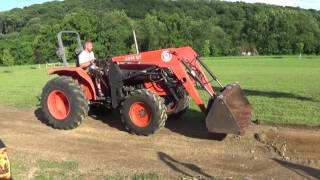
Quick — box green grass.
[34,160,79,180]
[0,65,50,108]
[0,56,319,125]
[200,56,320,125]
[9,156,29,180]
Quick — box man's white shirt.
[78,50,95,65]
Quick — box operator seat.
[75,47,83,67]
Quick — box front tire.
[41,76,89,129]
[120,89,167,136]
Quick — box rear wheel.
[120,89,167,136]
[41,76,89,129]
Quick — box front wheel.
[120,89,167,136]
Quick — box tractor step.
[96,96,106,101]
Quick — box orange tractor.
[41,31,252,136]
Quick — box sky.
[0,0,59,12]
[0,0,319,12]
[224,0,320,10]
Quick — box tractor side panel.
[48,67,96,100]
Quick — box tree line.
[1,0,320,65]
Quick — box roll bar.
[56,31,83,67]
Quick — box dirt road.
[0,105,319,179]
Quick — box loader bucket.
[205,83,252,135]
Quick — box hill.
[0,0,320,64]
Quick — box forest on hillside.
[0,0,320,65]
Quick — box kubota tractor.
[41,31,252,136]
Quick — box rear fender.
[48,67,96,100]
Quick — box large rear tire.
[41,76,89,129]
[120,89,167,136]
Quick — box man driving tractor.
[41,31,252,136]
[78,41,104,97]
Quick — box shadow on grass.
[158,152,213,178]
[273,158,320,179]
[305,56,319,59]
[243,89,317,102]
[272,56,284,59]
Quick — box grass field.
[0,56,319,126]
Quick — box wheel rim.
[47,90,70,120]
[129,102,151,127]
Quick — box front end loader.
[112,47,252,135]
[40,31,252,136]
